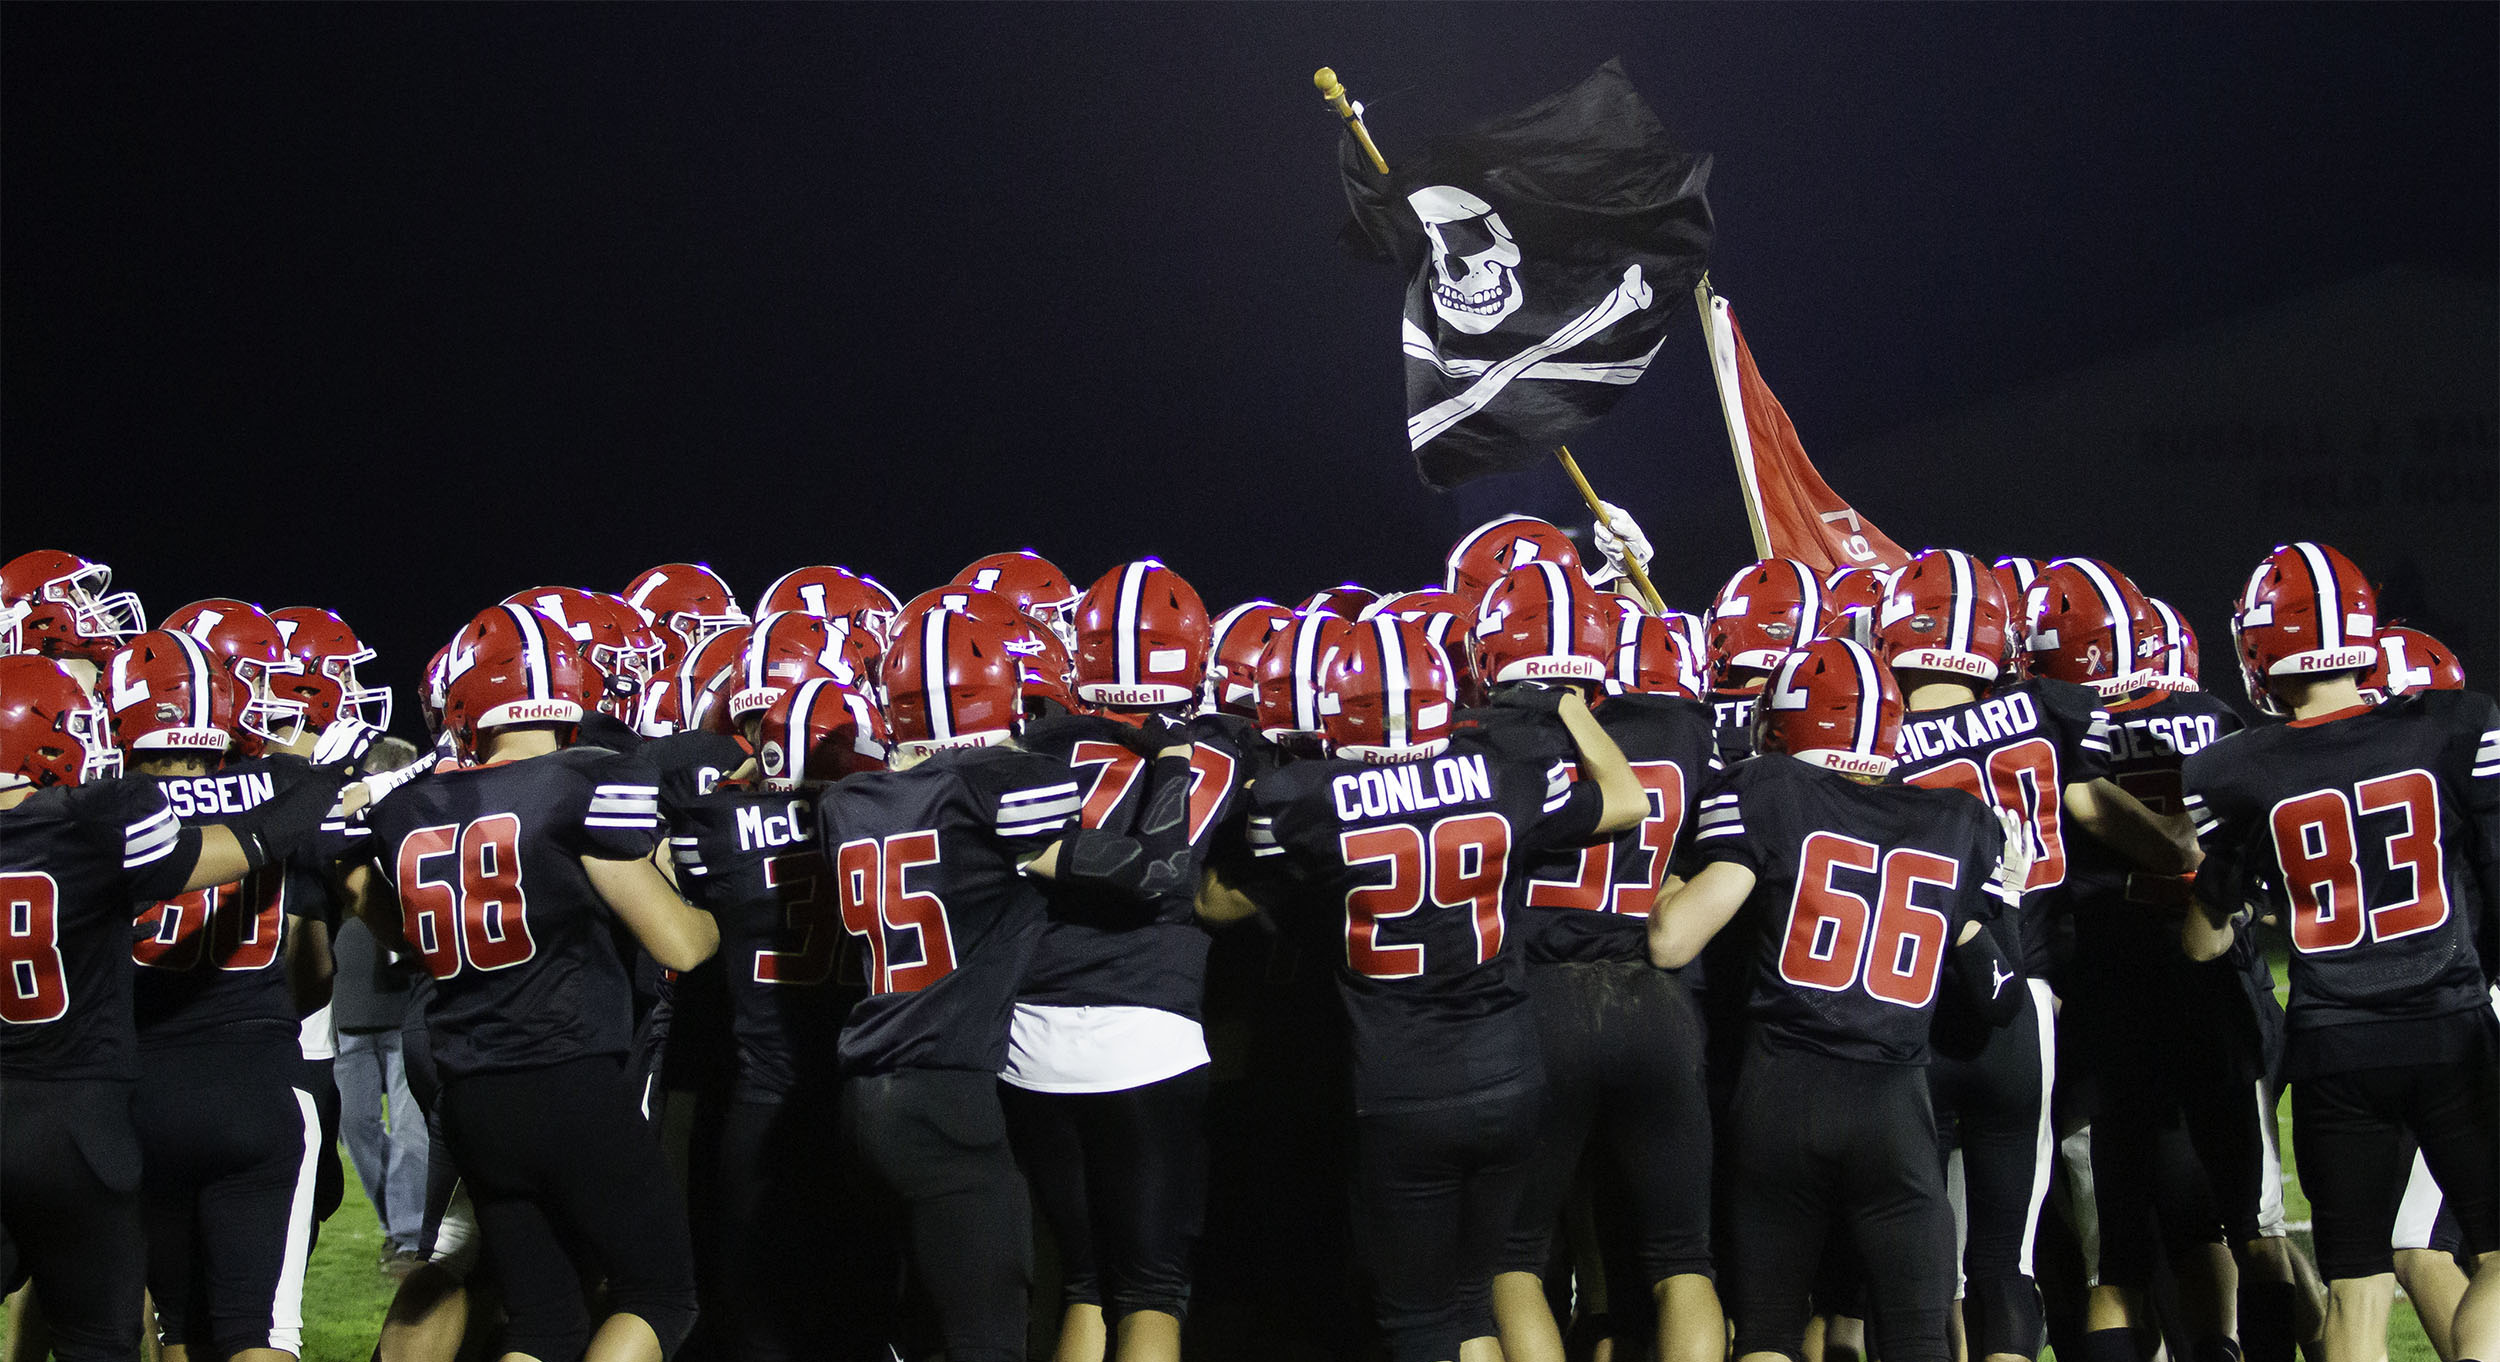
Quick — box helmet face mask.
[0,655,121,789]
[3,550,148,661]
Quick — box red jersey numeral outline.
[134,868,284,973]
[1901,736,2065,892]
[1070,739,1238,846]
[394,813,536,979]
[1524,759,1687,917]
[1,871,68,1024]
[2272,768,2450,954]
[1338,811,1513,980]
[1777,831,1960,1009]
[835,831,957,994]
[754,848,841,986]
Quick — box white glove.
[1589,500,1654,584]
[1987,807,2034,905]
[310,718,382,768]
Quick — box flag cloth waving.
[1341,60,1713,489]
[1699,284,1910,574]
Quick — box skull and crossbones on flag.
[1340,60,1714,489]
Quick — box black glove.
[230,762,356,868]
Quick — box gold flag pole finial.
[1556,445,1669,615]
[1315,67,1391,176]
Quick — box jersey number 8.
[396,815,536,978]
[2271,769,2449,954]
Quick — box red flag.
[1700,286,1910,574]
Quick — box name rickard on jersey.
[1899,692,2043,763]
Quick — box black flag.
[1342,61,1713,489]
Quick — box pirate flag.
[1342,60,1713,489]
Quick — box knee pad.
[1964,1271,2045,1358]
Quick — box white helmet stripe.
[1845,638,1880,755]
[2148,599,2186,678]
[1789,560,1823,630]
[1532,560,1572,657]
[2293,542,2342,648]
[503,605,553,701]
[923,610,955,740]
[1293,616,1327,731]
[789,676,837,773]
[1446,515,1534,594]
[1374,617,1410,746]
[1945,551,1976,655]
[2065,560,2137,675]
[1115,562,1150,684]
[168,630,215,729]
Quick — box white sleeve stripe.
[125,836,181,868]
[996,818,1075,838]
[126,822,179,858]
[998,793,1081,819]
[999,782,1082,807]
[1700,793,1740,807]
[593,783,659,796]
[2473,763,2500,778]
[1542,794,1573,813]
[2080,739,2113,752]
[1696,824,1743,840]
[588,795,660,809]
[583,815,660,830]
[1251,844,1286,858]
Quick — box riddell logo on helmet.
[2291,648,2376,673]
[496,701,577,723]
[1086,685,1176,706]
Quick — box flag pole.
[1315,68,1391,176]
[1554,446,1668,614]
[1695,273,1774,560]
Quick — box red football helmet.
[728,612,857,724]
[1760,638,1902,779]
[757,676,888,790]
[2144,598,2202,692]
[1874,549,2009,683]
[503,587,666,721]
[2360,625,2464,705]
[270,606,393,730]
[1207,602,1293,717]
[1,549,146,663]
[1296,585,1380,619]
[1321,615,1457,764]
[106,630,238,754]
[1365,589,1475,705]
[1255,611,1350,741]
[2230,543,2381,716]
[2025,559,2162,699]
[1706,559,1830,694]
[953,551,1081,647]
[160,599,309,748]
[419,641,456,740]
[1006,614,1079,714]
[0,598,24,657]
[1471,561,1612,686]
[1822,566,1889,645]
[622,563,746,671]
[883,607,1025,758]
[760,566,901,642]
[1072,561,1210,709]
[1446,515,1582,609]
[444,605,593,750]
[0,654,120,788]
[673,623,754,736]
[1611,611,1703,700]
[1992,557,2044,616]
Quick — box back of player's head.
[1320,614,1456,765]
[1706,558,1830,695]
[1610,611,1703,700]
[1446,515,1581,611]
[2358,624,2464,706]
[1758,637,1902,779]
[1822,566,1889,647]
[729,611,864,727]
[1875,549,2009,684]
[1207,602,1293,718]
[2024,559,2161,699]
[1296,584,1379,619]
[106,630,238,756]
[2143,598,2201,693]
[1,548,146,664]
[1471,560,1613,686]
[1255,610,1350,742]
[444,604,591,750]
[0,654,120,789]
[1072,560,1209,709]
[882,606,1025,760]
[758,677,888,790]
[2230,542,2380,715]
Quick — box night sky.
[6,3,2493,727]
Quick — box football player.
[1463,569,1725,1362]
[818,603,1197,1362]
[665,677,885,1360]
[0,549,147,686]
[1223,613,1648,1362]
[954,550,1084,650]
[1000,562,1245,1362]
[1648,637,2032,1362]
[622,563,748,676]
[342,605,712,1362]
[2181,543,2499,1362]
[2,653,350,1361]
[1446,515,1585,613]
[1876,551,2198,1362]
[1703,559,1831,765]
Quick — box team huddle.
[0,519,2491,1362]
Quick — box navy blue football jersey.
[670,786,859,1101]
[2067,690,2241,914]
[1243,733,1606,1113]
[1694,754,2013,1065]
[2184,690,2498,1070]
[1520,693,1719,964]
[131,756,337,1046]
[363,745,665,1079]
[818,746,1082,1076]
[1887,677,2113,971]
[2,779,199,1081]
[1708,690,1761,766]
[643,729,747,817]
[1015,713,1249,1020]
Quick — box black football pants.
[710,1088,843,1362]
[1729,1043,1955,1362]
[438,1055,700,1360]
[0,1077,145,1362]
[1932,978,2054,1358]
[1356,1084,1544,1362]
[2293,1011,2499,1281]
[837,1068,1032,1362]
[1001,1063,1211,1320]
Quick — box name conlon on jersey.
[161,769,278,819]
[1332,752,1495,822]
[1899,692,2041,762]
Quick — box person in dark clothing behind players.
[1649,637,2033,1362]
[1457,570,1725,1362]
[2183,542,2500,1362]
[1,653,354,1362]
[822,602,1201,1362]
[344,605,715,1362]
[666,676,883,1360]
[1212,613,1648,1362]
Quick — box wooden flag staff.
[1314,66,1666,614]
